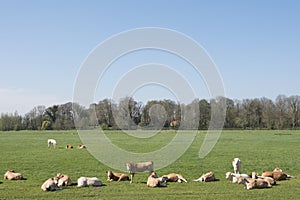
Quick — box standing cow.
[125,161,154,184]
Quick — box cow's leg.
[130,173,134,184]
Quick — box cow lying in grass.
[77,177,102,187]
[261,170,292,181]
[237,177,272,190]
[194,171,216,182]
[126,161,154,184]
[47,139,57,148]
[4,170,24,180]
[78,144,86,149]
[225,172,250,183]
[162,173,187,183]
[55,173,72,186]
[147,172,167,187]
[106,170,129,182]
[251,172,276,185]
[66,144,73,149]
[41,178,62,191]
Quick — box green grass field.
[0,130,299,199]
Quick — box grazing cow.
[147,171,167,187]
[78,144,86,149]
[237,177,272,190]
[4,170,24,180]
[55,173,72,187]
[106,170,129,182]
[162,173,187,183]
[232,158,241,174]
[194,171,216,182]
[125,161,154,184]
[225,172,250,183]
[66,144,73,149]
[48,139,57,148]
[77,177,102,187]
[41,178,62,191]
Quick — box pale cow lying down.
[147,172,167,188]
[66,144,73,149]
[162,173,187,183]
[55,173,72,187]
[4,170,24,180]
[48,139,57,148]
[194,171,216,182]
[77,177,102,187]
[232,158,241,174]
[78,144,86,149]
[237,177,272,190]
[126,161,154,184]
[106,170,129,182]
[225,172,250,183]
[41,178,62,191]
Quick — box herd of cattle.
[2,139,295,192]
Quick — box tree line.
[0,95,299,131]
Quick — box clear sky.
[1,0,300,115]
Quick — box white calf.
[41,178,62,191]
[125,161,154,184]
[47,139,57,148]
[232,158,241,174]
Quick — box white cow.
[225,172,250,183]
[232,158,241,174]
[125,161,154,184]
[77,177,102,187]
[47,139,57,148]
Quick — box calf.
[147,172,167,187]
[4,170,24,180]
[162,173,187,183]
[106,170,129,182]
[41,178,62,191]
[77,177,102,187]
[125,161,154,184]
[48,139,57,148]
[194,171,215,182]
[55,173,72,186]
[225,172,250,183]
[237,177,272,190]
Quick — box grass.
[0,130,299,199]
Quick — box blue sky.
[1,0,300,115]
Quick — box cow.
[66,144,73,149]
[55,173,72,187]
[78,144,86,149]
[237,177,272,190]
[261,171,292,181]
[225,172,250,183]
[4,170,24,180]
[48,139,57,148]
[77,177,102,187]
[147,171,167,187]
[106,170,129,182]
[125,161,154,184]
[41,178,62,191]
[161,173,187,183]
[232,158,241,174]
[194,171,216,182]
[251,172,276,185]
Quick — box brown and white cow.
[106,170,129,182]
[194,171,216,182]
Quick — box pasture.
[0,130,299,199]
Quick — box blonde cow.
[4,170,24,180]
[126,161,154,184]
[106,170,129,182]
[194,171,216,182]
